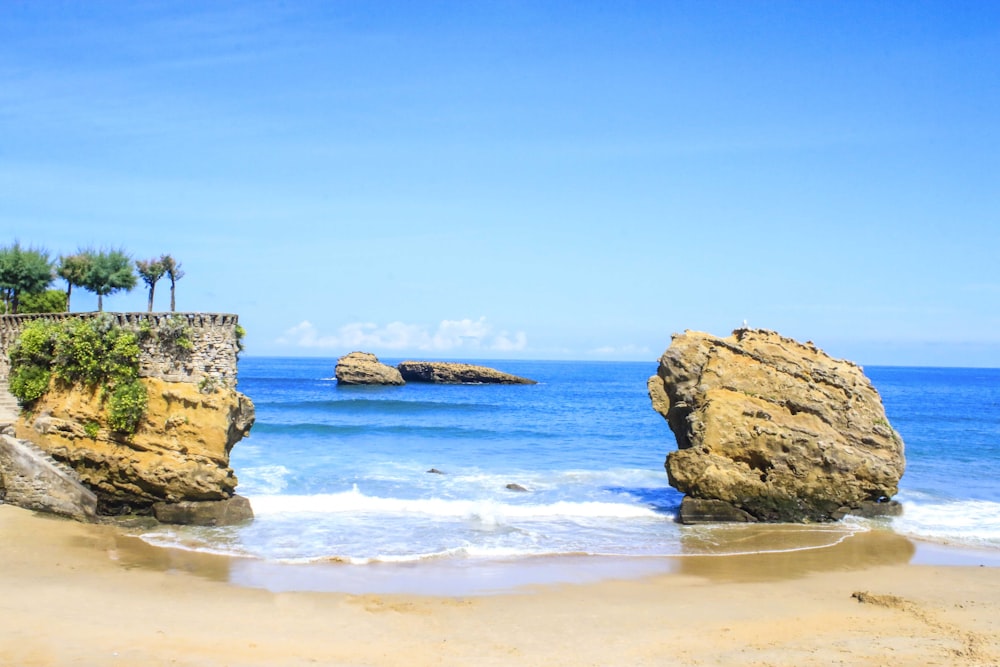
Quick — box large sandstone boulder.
[15,377,255,515]
[647,328,905,523]
[397,361,536,385]
[335,352,405,385]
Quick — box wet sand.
[2,504,999,666]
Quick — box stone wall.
[0,312,242,388]
[0,433,98,521]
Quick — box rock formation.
[335,351,405,385]
[14,377,254,517]
[647,328,905,523]
[397,361,536,385]
[1,312,254,525]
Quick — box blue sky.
[2,1,998,366]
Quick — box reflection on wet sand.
[98,523,933,595]
[678,528,916,582]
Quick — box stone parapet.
[0,312,241,388]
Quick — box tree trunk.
[148,285,155,312]
[66,284,72,312]
[98,294,103,312]
[170,283,176,312]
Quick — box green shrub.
[234,323,246,354]
[83,420,100,439]
[8,364,52,403]
[106,379,148,434]
[7,320,57,403]
[7,315,148,434]
[158,314,193,352]
[18,289,68,314]
[105,327,141,381]
[9,319,57,366]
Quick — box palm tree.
[135,256,168,312]
[162,255,185,312]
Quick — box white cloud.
[276,317,528,353]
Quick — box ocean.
[138,358,1000,589]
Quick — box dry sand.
[2,504,999,667]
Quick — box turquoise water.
[138,359,1000,563]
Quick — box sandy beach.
[1,505,998,666]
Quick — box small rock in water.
[427,468,444,474]
[505,483,528,492]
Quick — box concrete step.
[0,382,20,423]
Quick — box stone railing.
[0,312,242,387]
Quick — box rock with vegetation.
[335,351,405,385]
[647,328,905,523]
[7,315,254,518]
[397,361,536,385]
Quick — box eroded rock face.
[647,329,905,523]
[15,377,255,514]
[335,352,405,386]
[397,361,536,385]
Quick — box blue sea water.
[139,359,1000,566]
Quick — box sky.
[2,1,998,366]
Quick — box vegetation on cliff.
[8,315,148,434]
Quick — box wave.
[255,398,496,414]
[237,465,290,494]
[251,422,554,440]
[891,498,1000,548]
[248,487,666,520]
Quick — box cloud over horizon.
[276,317,528,353]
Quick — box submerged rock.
[647,328,905,523]
[335,351,405,386]
[397,361,535,385]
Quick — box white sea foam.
[891,499,1000,548]
[248,486,663,521]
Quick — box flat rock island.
[397,361,536,385]
[648,328,905,523]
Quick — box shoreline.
[3,504,1000,665]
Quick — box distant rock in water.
[647,328,905,523]
[397,361,536,385]
[505,483,529,492]
[335,352,405,386]
[427,468,445,474]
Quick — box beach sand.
[2,504,999,666]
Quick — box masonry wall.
[0,312,242,388]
